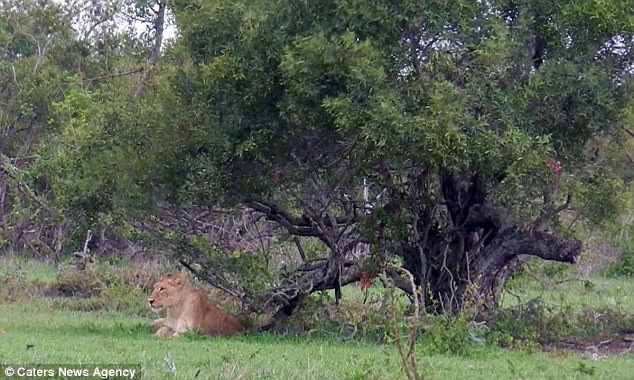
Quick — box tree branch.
[244,200,358,237]
[408,29,425,81]
[83,68,144,84]
[294,237,307,261]
[245,201,320,236]
[621,126,634,139]
[179,259,244,299]
[473,230,582,279]
[532,192,572,230]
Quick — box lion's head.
[148,272,189,311]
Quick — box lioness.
[148,272,244,337]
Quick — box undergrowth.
[2,257,634,363]
[279,275,634,358]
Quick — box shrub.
[0,272,44,302]
[44,260,169,315]
[46,268,107,298]
[278,291,334,334]
[487,296,634,348]
[418,315,486,356]
[602,244,634,277]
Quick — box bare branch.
[401,268,420,379]
[83,67,144,84]
[245,200,358,237]
[621,126,634,139]
[294,237,307,261]
[532,192,572,230]
[408,29,425,81]
[0,153,55,216]
[245,201,320,236]
[33,33,56,73]
[179,259,244,299]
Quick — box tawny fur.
[147,272,244,337]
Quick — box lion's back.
[184,290,244,336]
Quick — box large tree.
[153,0,633,317]
[31,0,634,319]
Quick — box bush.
[100,280,154,316]
[48,270,153,316]
[43,259,170,316]
[487,296,634,348]
[278,291,335,334]
[46,268,107,298]
[0,272,44,302]
[419,315,486,356]
[602,245,634,277]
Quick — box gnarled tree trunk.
[394,169,582,315]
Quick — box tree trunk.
[395,170,582,315]
[467,230,581,313]
[134,2,166,99]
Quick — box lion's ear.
[170,272,187,286]
[174,271,187,282]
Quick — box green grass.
[1,300,633,379]
[1,259,634,379]
[0,257,58,284]
[503,276,634,312]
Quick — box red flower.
[546,158,563,176]
[360,271,373,290]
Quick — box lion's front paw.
[151,318,166,332]
[155,326,174,337]
[170,326,189,337]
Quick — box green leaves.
[4,0,630,259]
[579,167,629,226]
[158,0,634,228]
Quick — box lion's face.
[148,272,187,311]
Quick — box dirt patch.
[548,334,634,357]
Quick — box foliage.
[2,0,634,327]
[279,291,335,334]
[488,297,634,348]
[601,188,634,277]
[0,0,166,255]
[157,0,634,216]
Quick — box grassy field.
[503,272,634,312]
[0,258,633,379]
